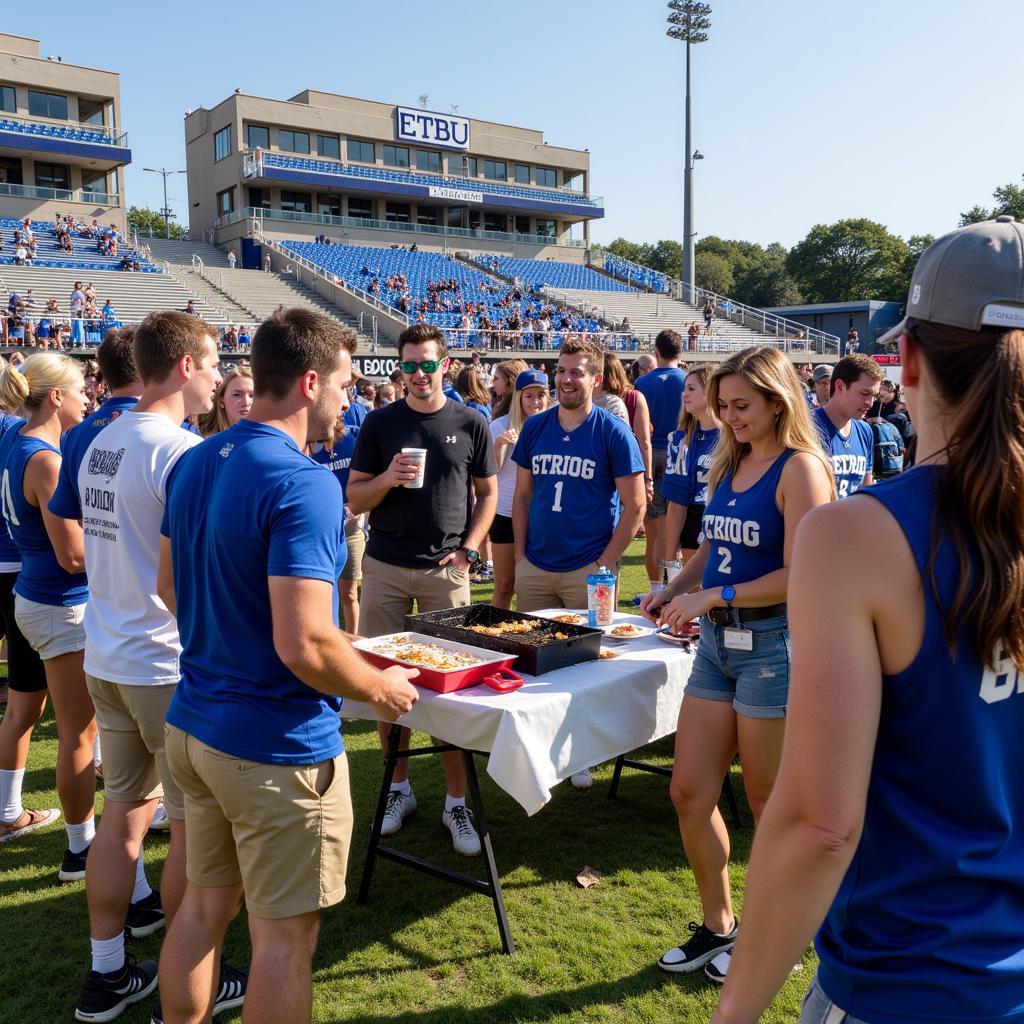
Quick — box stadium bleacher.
[280,242,601,337]
[0,117,124,148]
[602,253,667,293]
[478,255,635,293]
[261,152,601,210]
[0,218,159,273]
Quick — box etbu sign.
[395,107,470,151]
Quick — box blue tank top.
[701,449,795,590]
[0,428,88,606]
[816,467,1024,1023]
[0,414,24,567]
[685,426,718,507]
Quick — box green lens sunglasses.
[400,359,444,374]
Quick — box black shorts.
[680,505,705,551]
[0,571,47,693]
[489,513,514,545]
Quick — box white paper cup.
[401,447,427,489]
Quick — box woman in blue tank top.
[0,353,96,879]
[712,219,1024,1023]
[642,346,834,982]
[662,364,719,567]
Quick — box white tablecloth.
[343,612,694,816]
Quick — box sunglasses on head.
[400,359,444,374]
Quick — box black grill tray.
[406,605,602,676]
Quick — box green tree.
[888,233,935,304]
[734,243,803,307]
[605,237,656,269]
[648,239,683,279]
[960,175,1024,226]
[786,218,908,302]
[695,251,734,295]
[126,205,186,240]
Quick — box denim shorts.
[800,974,870,1024]
[14,594,86,661]
[684,613,790,718]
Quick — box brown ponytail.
[908,317,1024,671]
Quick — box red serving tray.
[353,632,523,694]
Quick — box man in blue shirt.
[634,330,687,592]
[813,354,882,499]
[157,309,419,1024]
[512,337,645,612]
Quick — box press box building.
[0,32,130,230]
[184,89,604,264]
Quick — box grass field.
[0,539,815,1023]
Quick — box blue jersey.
[660,429,690,506]
[464,400,491,422]
[685,426,718,506]
[816,468,1024,1023]
[343,401,368,429]
[0,427,88,606]
[0,414,23,566]
[162,420,346,765]
[50,395,137,521]
[701,449,796,590]
[512,405,643,573]
[312,427,359,501]
[442,383,465,405]
[813,406,872,499]
[635,366,686,450]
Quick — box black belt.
[705,602,787,626]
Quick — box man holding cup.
[348,324,497,855]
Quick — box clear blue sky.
[7,0,1023,249]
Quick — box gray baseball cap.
[812,364,832,382]
[879,214,1024,344]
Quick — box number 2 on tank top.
[838,478,850,498]
[551,480,564,512]
[0,469,19,527]
[717,546,732,575]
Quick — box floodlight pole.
[143,166,186,238]
[667,2,711,306]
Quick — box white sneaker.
[148,802,170,832]
[380,788,416,837]
[442,804,481,856]
[571,768,593,789]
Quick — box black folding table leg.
[607,754,626,799]
[357,722,402,904]
[462,748,515,955]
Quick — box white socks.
[445,793,467,812]
[0,767,25,823]
[90,933,124,975]
[390,779,412,796]
[132,851,152,903]
[66,816,95,854]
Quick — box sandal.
[0,807,61,843]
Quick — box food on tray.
[609,623,645,638]
[466,619,542,636]
[598,648,619,659]
[368,636,484,671]
[551,613,584,625]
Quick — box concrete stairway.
[0,264,229,325]
[139,237,233,269]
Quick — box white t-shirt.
[77,412,201,685]
[489,414,518,518]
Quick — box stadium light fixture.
[666,1,712,305]
[143,167,187,239]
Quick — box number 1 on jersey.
[551,480,564,513]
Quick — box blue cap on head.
[516,369,549,391]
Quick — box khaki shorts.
[14,594,86,660]
[165,725,353,920]
[359,554,470,637]
[646,448,669,519]
[86,676,183,818]
[515,557,610,613]
[339,516,365,584]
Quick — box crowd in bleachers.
[480,255,636,293]
[0,216,157,273]
[2,282,123,348]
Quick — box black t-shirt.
[351,398,496,568]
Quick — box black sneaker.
[657,919,738,973]
[149,962,248,1023]
[59,843,91,882]
[125,890,165,939]
[75,954,158,1022]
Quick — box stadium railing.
[217,207,583,250]
[0,182,121,207]
[0,111,129,148]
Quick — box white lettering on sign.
[428,186,484,204]
[396,107,470,151]
[352,357,399,377]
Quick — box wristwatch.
[721,584,736,607]
[460,547,481,566]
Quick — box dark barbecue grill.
[406,604,602,676]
